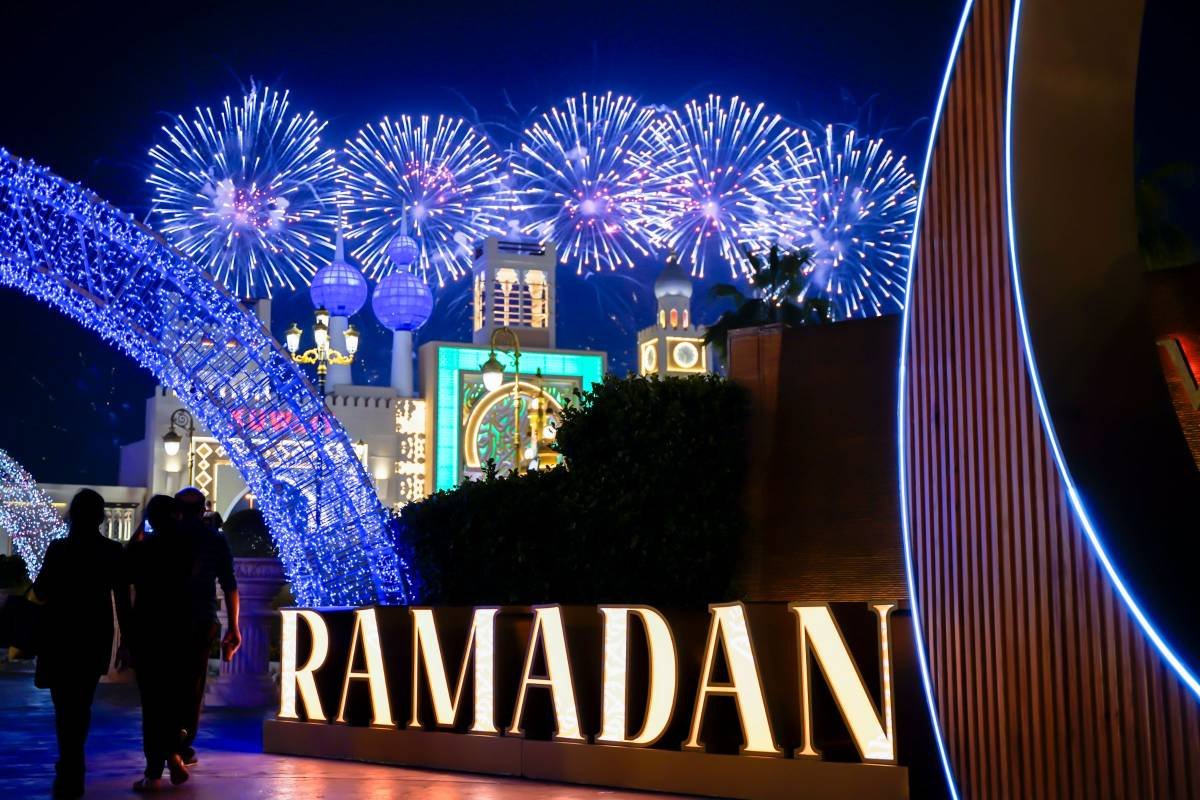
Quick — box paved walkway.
[0,673,681,799]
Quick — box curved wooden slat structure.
[901,0,1200,796]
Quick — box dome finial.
[654,252,693,300]
[311,215,367,316]
[387,208,419,270]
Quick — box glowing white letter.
[509,606,584,741]
[596,605,678,746]
[410,607,499,734]
[683,602,780,755]
[335,608,394,727]
[279,609,329,721]
[792,602,897,763]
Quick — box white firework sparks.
[632,95,811,279]
[514,92,661,273]
[148,84,340,298]
[339,115,510,285]
[795,125,918,319]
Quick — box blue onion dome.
[310,231,368,316]
[387,234,419,269]
[654,255,693,300]
[373,270,433,332]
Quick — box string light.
[0,149,414,606]
[0,448,67,578]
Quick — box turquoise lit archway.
[0,151,413,606]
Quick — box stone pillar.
[391,330,414,396]
[327,315,353,389]
[205,557,285,707]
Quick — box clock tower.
[637,256,710,377]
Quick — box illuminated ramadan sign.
[269,601,909,799]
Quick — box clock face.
[672,340,700,370]
[641,343,658,374]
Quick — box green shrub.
[398,374,749,606]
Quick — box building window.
[490,268,548,329]
[473,273,486,331]
[683,309,690,328]
[669,309,679,328]
[659,310,666,328]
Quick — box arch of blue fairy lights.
[0,149,414,606]
[0,447,67,578]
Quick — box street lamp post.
[480,326,524,476]
[531,373,559,471]
[284,306,360,396]
[162,408,196,484]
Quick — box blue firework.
[632,95,810,279]
[795,125,918,319]
[514,92,660,273]
[148,84,340,298]
[339,115,510,285]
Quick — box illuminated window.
[669,309,679,328]
[526,270,548,329]
[492,268,519,326]
[683,309,690,328]
[659,310,666,328]
[489,268,548,329]
[473,274,485,330]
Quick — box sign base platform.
[263,719,909,800]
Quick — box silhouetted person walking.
[202,500,223,532]
[32,489,129,799]
[126,494,189,790]
[173,487,240,767]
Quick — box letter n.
[791,602,897,763]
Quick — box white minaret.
[373,215,432,396]
[326,232,354,388]
[637,255,710,376]
[391,329,414,395]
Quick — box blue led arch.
[0,446,67,578]
[0,150,414,606]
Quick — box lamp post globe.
[285,323,302,354]
[162,428,182,457]
[481,353,504,392]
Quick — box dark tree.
[397,374,749,606]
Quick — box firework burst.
[632,95,810,279]
[514,92,660,273]
[795,125,918,319]
[339,115,509,285]
[148,84,340,298]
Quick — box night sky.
[0,0,1193,484]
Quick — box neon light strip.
[434,346,605,491]
[1002,0,1200,699]
[895,2,977,797]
